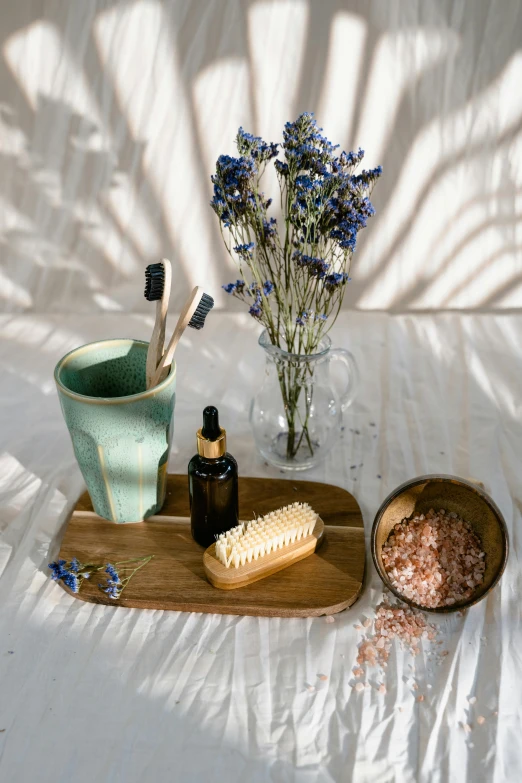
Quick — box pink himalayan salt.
[325,616,335,624]
[317,674,328,681]
[354,682,365,692]
[381,508,486,608]
[417,694,424,702]
[352,667,364,677]
[378,684,387,694]
[356,599,437,670]
[363,618,372,628]
[477,715,486,725]
[463,723,472,734]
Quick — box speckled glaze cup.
[55,338,176,523]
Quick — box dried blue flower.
[70,558,80,573]
[99,582,121,599]
[296,310,313,326]
[249,290,263,318]
[48,560,68,581]
[293,252,330,279]
[262,217,277,240]
[236,127,279,162]
[263,280,274,296]
[324,273,351,291]
[210,154,258,227]
[105,563,120,582]
[275,160,289,177]
[62,572,80,593]
[234,243,254,258]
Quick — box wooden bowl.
[371,474,509,613]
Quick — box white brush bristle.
[215,502,318,569]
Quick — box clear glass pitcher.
[250,330,359,471]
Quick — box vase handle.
[329,348,359,411]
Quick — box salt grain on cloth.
[356,599,437,671]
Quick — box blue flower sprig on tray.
[98,557,154,600]
[48,555,154,600]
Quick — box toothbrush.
[144,258,172,389]
[150,286,214,388]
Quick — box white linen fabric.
[1,0,522,313]
[0,311,520,783]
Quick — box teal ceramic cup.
[54,338,176,523]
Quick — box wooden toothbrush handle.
[150,286,203,388]
[146,299,162,388]
[145,259,172,389]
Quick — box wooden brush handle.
[150,286,203,388]
[146,259,172,389]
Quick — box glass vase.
[250,330,359,471]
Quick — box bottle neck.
[196,428,226,458]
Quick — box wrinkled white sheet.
[0,311,520,783]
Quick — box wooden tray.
[57,474,366,617]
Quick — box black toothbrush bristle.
[144,262,165,301]
[188,292,214,330]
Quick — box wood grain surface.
[59,474,366,617]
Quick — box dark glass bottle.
[188,406,239,547]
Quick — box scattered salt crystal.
[378,684,386,694]
[354,625,362,630]
[477,715,486,725]
[468,696,477,705]
[354,682,365,692]
[355,599,438,673]
[493,711,498,716]
[412,682,419,691]
[352,667,364,677]
[417,695,424,702]
[463,723,472,734]
[325,616,335,624]
[427,684,432,689]
[317,674,328,681]
[305,683,316,692]
[363,618,372,628]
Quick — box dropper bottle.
[188,406,239,547]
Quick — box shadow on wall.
[0,0,522,314]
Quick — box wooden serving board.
[57,474,366,617]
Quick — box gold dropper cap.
[197,406,226,458]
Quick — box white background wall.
[1,0,522,314]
